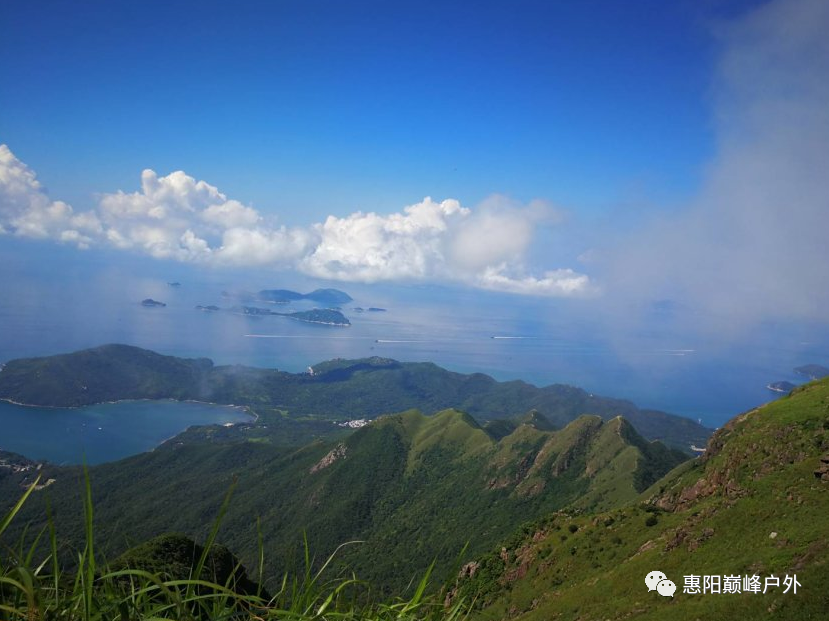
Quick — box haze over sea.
[3,240,828,433]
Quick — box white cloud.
[299,196,589,296]
[0,145,101,247]
[477,265,595,297]
[300,198,467,282]
[214,226,316,267]
[201,200,260,229]
[0,145,590,296]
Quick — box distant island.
[230,306,350,326]
[167,282,181,287]
[794,364,829,380]
[256,288,353,305]
[353,307,387,313]
[141,299,166,307]
[195,305,220,312]
[285,309,351,326]
[766,380,796,394]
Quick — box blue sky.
[2,0,828,336]
[2,0,719,218]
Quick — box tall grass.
[0,472,470,620]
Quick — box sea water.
[0,399,252,465]
[1,241,827,436]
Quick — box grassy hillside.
[0,409,688,594]
[0,344,711,449]
[453,378,829,620]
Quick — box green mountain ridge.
[0,344,711,449]
[452,378,829,620]
[0,408,688,594]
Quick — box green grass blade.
[82,461,96,621]
[0,474,41,537]
[187,475,238,606]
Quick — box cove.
[0,399,253,465]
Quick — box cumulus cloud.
[300,198,468,282]
[95,169,311,264]
[299,196,589,296]
[0,145,101,248]
[0,145,589,296]
[598,0,829,330]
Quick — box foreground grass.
[0,473,469,621]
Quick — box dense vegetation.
[0,344,710,448]
[0,409,688,595]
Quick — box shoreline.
[0,396,258,423]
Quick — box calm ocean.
[2,240,828,441]
[0,400,252,465]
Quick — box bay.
[0,399,252,465]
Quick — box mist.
[591,0,829,343]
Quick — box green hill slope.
[0,344,214,406]
[453,378,829,620]
[0,344,711,449]
[0,410,688,594]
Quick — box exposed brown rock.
[309,443,347,473]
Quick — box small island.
[141,299,166,307]
[195,305,220,312]
[794,364,829,380]
[230,306,350,326]
[285,309,351,326]
[767,381,796,394]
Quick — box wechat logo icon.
[645,570,676,597]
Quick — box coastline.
[0,396,258,423]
